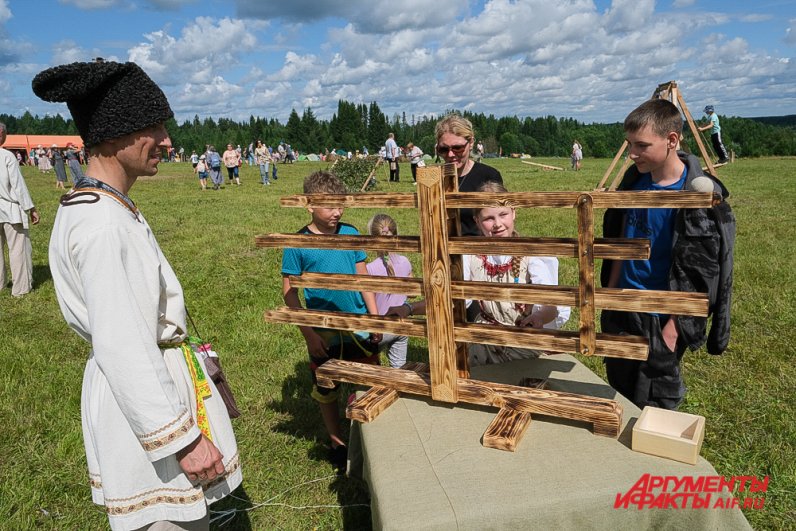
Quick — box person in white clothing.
[0,122,40,297]
[33,60,242,531]
[388,180,570,366]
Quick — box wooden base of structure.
[320,359,623,452]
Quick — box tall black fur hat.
[32,61,173,147]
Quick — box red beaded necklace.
[479,255,514,278]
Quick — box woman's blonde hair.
[435,114,475,143]
[367,213,399,276]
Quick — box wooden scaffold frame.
[256,163,715,451]
[596,81,720,192]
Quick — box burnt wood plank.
[454,323,649,360]
[264,307,427,337]
[448,237,650,260]
[255,233,420,252]
[445,190,713,209]
[315,359,622,438]
[417,165,459,403]
[280,192,417,209]
[577,194,596,356]
[346,386,400,423]
[482,408,533,452]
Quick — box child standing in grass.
[281,171,382,470]
[194,154,209,190]
[366,214,412,368]
[600,99,734,411]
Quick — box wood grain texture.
[279,192,417,209]
[264,307,427,337]
[482,408,533,451]
[454,322,649,360]
[577,194,596,356]
[346,386,400,423]
[448,237,650,260]
[450,282,709,317]
[264,306,650,359]
[288,272,423,297]
[254,233,420,252]
[314,359,623,439]
[445,190,714,209]
[442,162,471,378]
[417,165,458,403]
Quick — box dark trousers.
[601,311,687,410]
[711,133,729,161]
[411,163,418,182]
[388,159,400,182]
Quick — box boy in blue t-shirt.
[282,171,381,469]
[600,99,731,410]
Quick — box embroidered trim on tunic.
[101,452,241,515]
[140,416,195,452]
[139,408,191,439]
[89,473,102,489]
[105,488,205,515]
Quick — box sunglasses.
[436,143,469,155]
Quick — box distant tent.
[422,154,434,161]
[335,149,347,156]
[298,154,308,161]
[306,153,320,161]
[4,134,84,151]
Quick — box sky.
[1,0,794,126]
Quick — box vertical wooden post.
[441,163,471,378]
[416,165,459,403]
[577,193,596,356]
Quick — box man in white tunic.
[0,122,40,297]
[33,61,242,530]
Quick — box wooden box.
[632,406,705,465]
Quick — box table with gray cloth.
[347,354,751,530]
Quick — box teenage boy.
[600,99,735,410]
[281,171,382,469]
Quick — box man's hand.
[176,435,225,483]
[29,208,40,225]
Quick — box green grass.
[1,157,794,529]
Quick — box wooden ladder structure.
[256,164,714,451]
[596,81,717,191]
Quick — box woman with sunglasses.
[435,114,503,236]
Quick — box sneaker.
[717,158,729,164]
[328,443,348,472]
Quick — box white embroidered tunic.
[464,254,571,365]
[49,192,242,530]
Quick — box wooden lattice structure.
[256,164,715,451]
[597,81,719,192]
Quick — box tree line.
[4,101,795,158]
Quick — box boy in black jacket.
[600,99,735,410]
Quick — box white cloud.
[786,18,796,45]
[128,17,262,84]
[0,0,11,24]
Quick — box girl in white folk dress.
[388,181,570,366]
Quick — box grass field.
[2,156,794,529]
